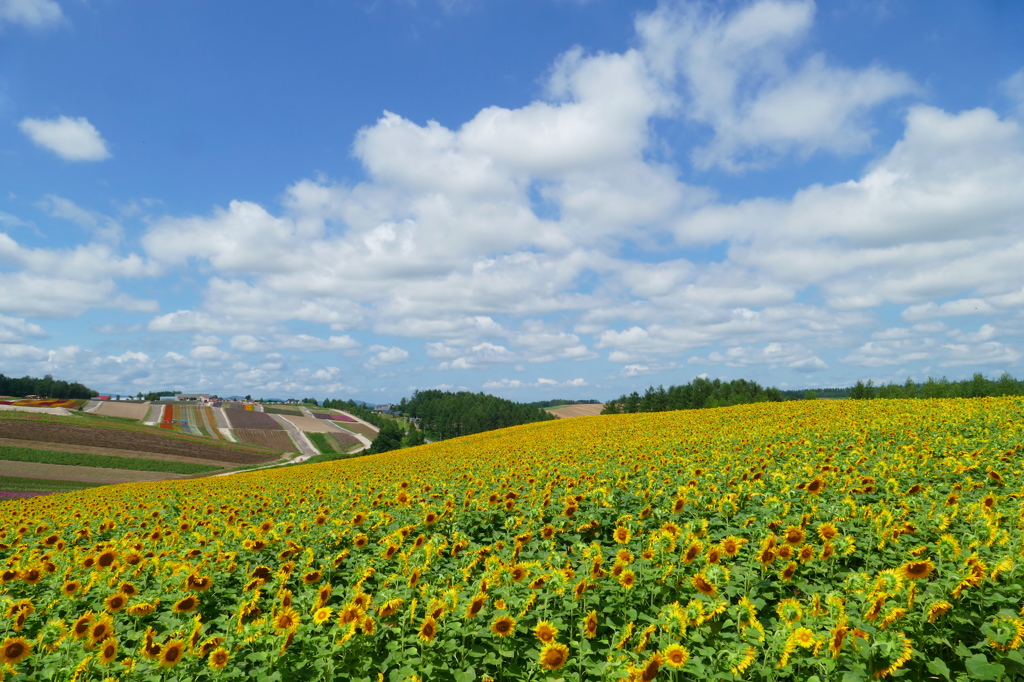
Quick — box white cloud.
[636,0,916,170]
[482,377,588,390]
[0,0,62,28]
[190,345,232,362]
[688,342,826,371]
[19,116,111,161]
[0,314,46,343]
[365,345,410,367]
[230,334,360,353]
[39,195,123,242]
[902,299,994,321]
[1003,68,1024,119]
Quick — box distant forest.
[528,399,602,408]
[606,372,1024,414]
[602,377,783,414]
[403,390,555,441]
[844,372,1024,400]
[0,373,97,400]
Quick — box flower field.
[0,399,85,409]
[1,398,1023,681]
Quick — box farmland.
[0,413,281,464]
[1,398,1022,681]
[0,444,221,474]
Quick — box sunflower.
[815,522,839,542]
[779,561,797,582]
[465,594,487,619]
[613,526,631,544]
[583,610,598,639]
[491,615,516,637]
[337,604,364,626]
[541,524,556,539]
[639,652,662,682]
[89,614,114,646]
[274,607,300,632]
[784,526,805,546]
[119,582,139,597]
[126,601,158,616]
[104,592,129,613]
[797,544,815,563]
[353,533,369,548]
[618,569,637,589]
[0,637,32,665]
[95,549,117,569]
[302,570,322,584]
[198,637,224,657]
[418,616,438,643]
[534,620,558,643]
[510,564,527,582]
[829,620,848,658]
[692,573,716,596]
[173,596,198,613]
[160,639,185,667]
[900,559,934,581]
[926,601,952,623]
[98,637,118,665]
[662,643,689,669]
[683,540,702,564]
[71,613,92,640]
[61,580,82,596]
[378,599,404,619]
[538,642,569,671]
[721,536,745,557]
[208,646,230,670]
[792,627,815,648]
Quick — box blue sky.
[2,0,1024,401]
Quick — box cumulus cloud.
[19,116,111,161]
[482,377,588,390]
[365,345,410,367]
[0,0,62,28]
[230,334,359,354]
[0,314,46,343]
[637,0,916,170]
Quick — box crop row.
[0,445,222,474]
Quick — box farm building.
[175,393,211,402]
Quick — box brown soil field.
[330,431,363,451]
[546,404,605,418]
[0,420,278,465]
[93,402,151,420]
[282,416,340,433]
[0,461,190,484]
[0,437,237,468]
[333,418,379,439]
[232,429,296,451]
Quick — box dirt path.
[267,415,317,457]
[0,461,191,484]
[0,438,237,467]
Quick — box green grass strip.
[0,476,101,493]
[295,451,367,466]
[0,446,222,475]
[305,432,338,455]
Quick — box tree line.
[527,399,602,408]
[602,377,783,414]
[847,372,1024,400]
[0,373,97,400]
[402,390,555,441]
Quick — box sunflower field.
[2,398,1024,681]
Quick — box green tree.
[370,420,404,454]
